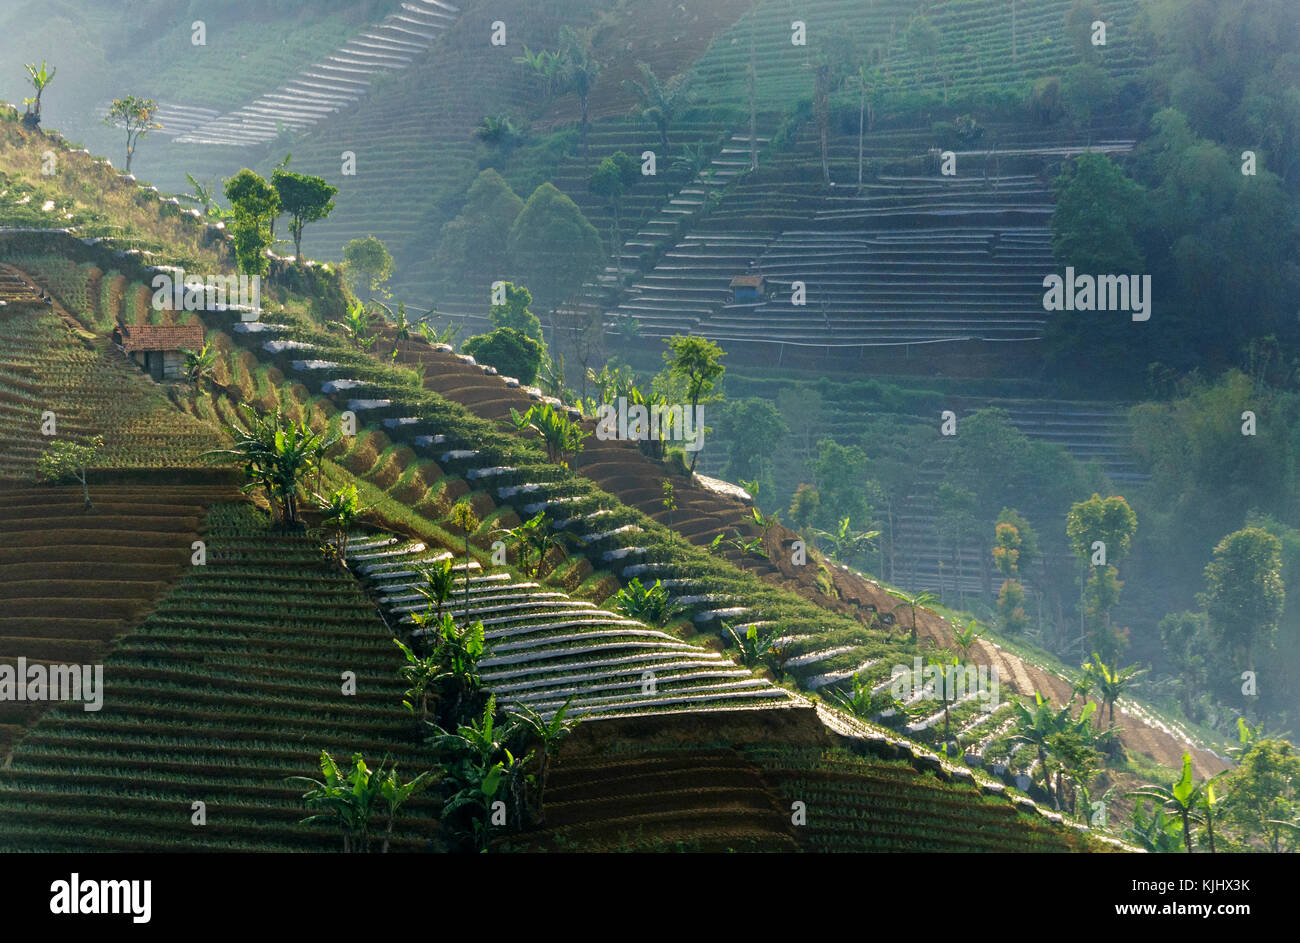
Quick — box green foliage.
[463,327,544,385]
[287,750,435,854]
[316,483,367,561]
[1220,738,1300,853]
[1202,526,1285,675]
[21,60,55,123]
[103,94,160,172]
[432,170,523,292]
[487,282,543,343]
[1066,494,1137,565]
[610,577,680,625]
[180,341,217,391]
[509,402,588,466]
[224,168,280,277]
[36,435,103,508]
[272,167,337,259]
[342,235,394,296]
[714,397,787,485]
[997,579,1030,635]
[624,61,694,150]
[505,183,603,312]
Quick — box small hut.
[728,274,767,303]
[113,322,206,381]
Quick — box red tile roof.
[116,322,206,354]
[729,274,766,289]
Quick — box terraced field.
[0,481,235,751]
[0,502,443,852]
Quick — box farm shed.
[113,322,205,381]
[728,274,767,302]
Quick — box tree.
[317,484,367,562]
[224,169,279,277]
[997,578,1030,635]
[342,235,394,298]
[510,402,589,466]
[1128,753,1218,853]
[1012,691,1098,804]
[1220,738,1300,853]
[473,113,527,156]
[202,404,337,525]
[662,335,725,473]
[1202,526,1285,677]
[492,511,565,579]
[587,150,641,274]
[811,439,872,532]
[413,557,458,623]
[21,61,55,127]
[556,26,601,130]
[813,63,832,187]
[885,587,938,644]
[36,436,103,509]
[394,637,443,727]
[624,62,693,151]
[813,516,879,566]
[287,751,434,853]
[903,14,941,83]
[1066,494,1138,648]
[1085,653,1147,728]
[788,484,820,532]
[103,95,160,173]
[505,698,579,824]
[180,341,216,392]
[451,501,480,611]
[488,282,543,344]
[506,184,603,315]
[610,578,680,625]
[271,168,337,259]
[179,173,230,220]
[714,397,788,485]
[463,327,544,385]
[332,298,375,352]
[433,170,523,291]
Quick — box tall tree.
[662,335,725,473]
[342,235,394,298]
[1202,526,1285,678]
[271,168,338,259]
[103,95,161,173]
[433,169,523,292]
[506,183,603,316]
[624,62,694,152]
[224,169,280,277]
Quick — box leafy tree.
[473,113,528,156]
[788,483,820,532]
[450,501,480,611]
[103,95,160,172]
[343,235,394,297]
[506,183,603,314]
[287,751,435,853]
[1128,753,1219,853]
[587,150,641,272]
[810,439,872,531]
[813,516,879,566]
[271,168,337,259]
[714,397,788,485]
[394,637,442,727]
[463,327,544,384]
[623,62,693,151]
[202,404,338,525]
[317,484,367,562]
[36,436,103,509]
[487,281,543,344]
[1061,61,1115,130]
[662,335,726,473]
[412,612,491,729]
[1202,526,1285,677]
[413,557,458,622]
[224,169,279,277]
[1043,153,1148,383]
[492,511,573,579]
[21,61,55,127]
[1220,738,1300,853]
[433,170,523,291]
[903,14,941,82]
[1012,691,1098,804]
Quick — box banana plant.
[1127,753,1220,854]
[506,697,579,824]
[884,587,937,643]
[610,577,680,625]
[394,637,446,727]
[952,618,981,666]
[21,60,55,125]
[725,621,781,670]
[510,403,589,466]
[412,556,458,622]
[316,483,367,561]
[288,751,429,853]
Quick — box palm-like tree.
[288,751,432,853]
[332,298,376,351]
[413,556,458,621]
[515,45,561,98]
[180,341,217,393]
[885,587,938,643]
[624,62,693,151]
[506,697,579,823]
[557,26,601,131]
[316,484,367,561]
[1127,753,1217,853]
[394,637,445,727]
[1011,691,1098,803]
[510,403,589,466]
[952,618,981,665]
[1088,653,1147,728]
[813,515,880,565]
[450,500,480,611]
[22,61,55,126]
